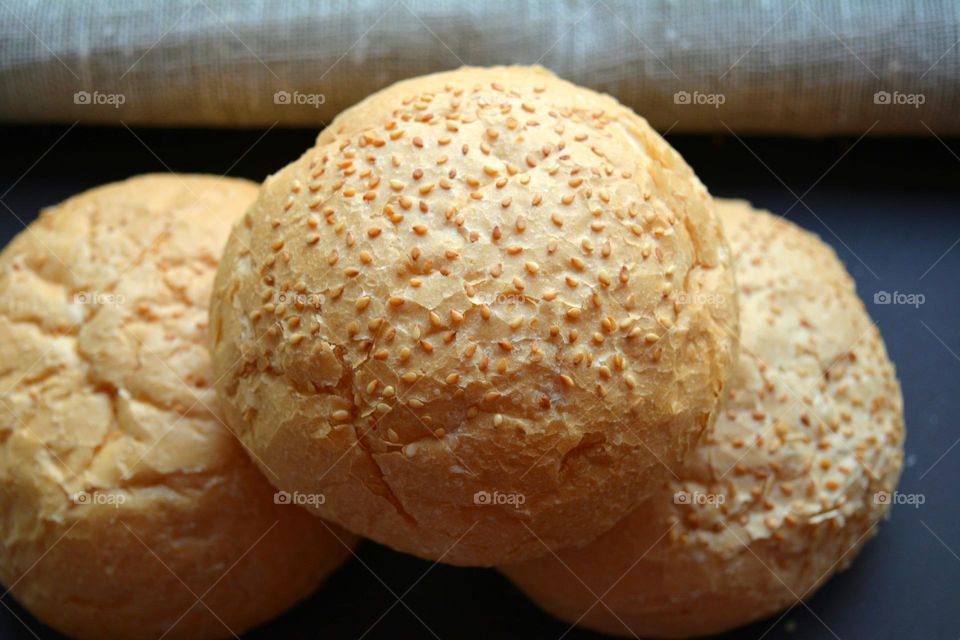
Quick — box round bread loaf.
[501,199,906,637]
[209,66,738,566]
[0,175,357,640]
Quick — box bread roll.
[209,66,738,566]
[501,199,906,637]
[0,175,356,640]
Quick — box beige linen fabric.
[0,0,957,135]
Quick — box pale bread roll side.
[501,199,905,637]
[0,175,357,640]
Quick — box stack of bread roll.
[0,67,903,639]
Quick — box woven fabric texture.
[0,0,957,135]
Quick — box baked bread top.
[210,66,738,565]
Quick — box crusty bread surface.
[0,175,356,640]
[210,66,739,565]
[501,199,905,637]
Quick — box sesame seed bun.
[209,66,738,566]
[501,199,906,637]
[0,175,357,640]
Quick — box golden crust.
[501,199,906,637]
[210,66,738,565]
[0,175,357,640]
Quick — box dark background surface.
[0,125,958,640]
